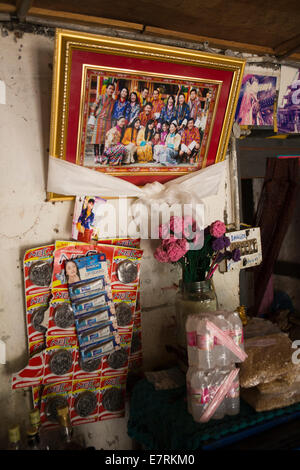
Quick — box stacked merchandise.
[186,310,247,423]
[12,238,143,429]
[239,318,300,412]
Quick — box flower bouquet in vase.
[154,216,241,349]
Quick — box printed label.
[196,334,214,351]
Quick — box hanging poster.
[277,65,300,134]
[235,67,278,128]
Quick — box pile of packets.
[239,318,300,412]
[12,238,143,427]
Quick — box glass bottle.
[29,408,53,450]
[175,280,217,350]
[8,425,22,450]
[56,406,85,450]
[26,427,41,450]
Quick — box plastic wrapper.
[257,364,300,394]
[243,317,281,340]
[239,333,293,388]
[241,384,300,412]
[187,367,240,423]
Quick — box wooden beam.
[16,0,32,21]
[0,2,16,13]
[27,7,144,32]
[274,33,300,58]
[145,25,275,56]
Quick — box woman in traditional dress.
[121,118,141,164]
[153,121,170,163]
[160,120,181,166]
[112,87,130,126]
[89,83,115,164]
[160,95,177,125]
[101,116,127,165]
[136,119,156,163]
[127,92,141,125]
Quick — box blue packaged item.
[78,322,117,348]
[81,336,120,361]
[72,291,113,315]
[69,275,109,300]
[75,306,115,333]
[67,253,108,283]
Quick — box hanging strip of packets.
[12,239,143,427]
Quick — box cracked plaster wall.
[0,31,239,449]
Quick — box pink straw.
[206,320,248,362]
[200,369,239,422]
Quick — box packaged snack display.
[40,381,73,425]
[99,375,127,420]
[66,253,120,365]
[26,292,52,355]
[13,238,143,428]
[24,245,55,296]
[70,379,100,425]
[47,290,75,337]
[23,245,55,355]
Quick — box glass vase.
[175,280,218,350]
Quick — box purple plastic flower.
[212,237,225,251]
[232,248,241,262]
[223,235,231,248]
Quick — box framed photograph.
[235,66,279,129]
[48,29,245,201]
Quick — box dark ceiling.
[1,0,300,60]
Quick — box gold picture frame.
[48,28,245,201]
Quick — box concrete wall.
[0,31,239,449]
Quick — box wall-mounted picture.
[72,196,107,243]
[235,73,277,127]
[48,29,245,200]
[277,65,300,134]
[79,68,218,171]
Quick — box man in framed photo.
[140,87,150,107]
[151,88,165,126]
[188,88,203,128]
[88,82,116,163]
[179,117,201,164]
[139,102,154,127]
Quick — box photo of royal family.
[82,73,215,168]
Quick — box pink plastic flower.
[210,220,226,238]
[166,238,189,262]
[183,216,197,238]
[170,216,184,235]
[154,246,170,263]
[158,223,170,239]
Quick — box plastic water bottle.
[186,315,197,366]
[189,368,207,422]
[213,312,231,367]
[225,370,240,415]
[211,369,227,420]
[195,317,215,369]
[228,311,244,364]
[186,366,195,414]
